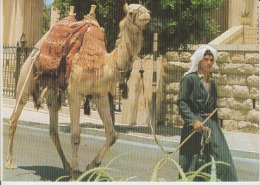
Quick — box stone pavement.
[2,98,259,159]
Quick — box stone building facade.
[163,51,259,131]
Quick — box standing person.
[177,45,238,181]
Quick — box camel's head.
[123,4,150,31]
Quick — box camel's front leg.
[67,92,83,180]
[46,89,71,175]
[86,94,118,170]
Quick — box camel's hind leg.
[46,89,71,175]
[5,92,29,169]
[86,94,118,170]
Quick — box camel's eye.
[129,12,133,16]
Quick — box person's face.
[199,54,214,74]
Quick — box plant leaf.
[55,175,70,182]
[150,158,167,181]
[170,159,187,181]
[210,155,217,181]
[189,161,229,181]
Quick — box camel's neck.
[109,18,143,73]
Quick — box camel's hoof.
[5,162,18,169]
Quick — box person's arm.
[177,75,202,128]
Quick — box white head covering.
[183,45,217,77]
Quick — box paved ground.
[2,125,259,181]
[2,97,260,160]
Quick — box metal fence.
[2,35,123,112]
[2,45,17,97]
[2,36,33,98]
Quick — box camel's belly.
[67,76,115,97]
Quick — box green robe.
[177,72,238,181]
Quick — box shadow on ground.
[19,166,69,181]
[18,166,108,182]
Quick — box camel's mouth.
[139,14,151,24]
[136,10,151,30]
[126,4,151,30]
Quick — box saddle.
[38,15,107,79]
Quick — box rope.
[157,108,217,171]
[199,126,211,161]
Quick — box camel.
[5,3,150,180]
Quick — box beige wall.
[229,0,258,28]
[3,0,44,47]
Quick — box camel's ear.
[123,3,128,14]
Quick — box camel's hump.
[38,16,106,77]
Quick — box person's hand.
[193,120,204,132]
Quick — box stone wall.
[163,51,259,131]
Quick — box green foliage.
[53,0,71,19]
[150,158,167,181]
[151,156,229,182]
[56,153,229,182]
[43,3,51,35]
[239,10,250,17]
[52,0,224,54]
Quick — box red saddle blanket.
[38,16,106,79]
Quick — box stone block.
[220,63,254,75]
[247,109,259,124]
[242,99,253,111]
[166,104,173,114]
[243,64,255,75]
[165,83,180,94]
[232,85,249,99]
[165,114,184,126]
[223,120,238,130]
[164,61,190,73]
[165,94,177,104]
[173,104,179,115]
[218,108,232,120]
[227,98,243,110]
[217,98,227,108]
[247,75,259,88]
[231,54,244,63]
[212,74,227,85]
[231,109,246,121]
[179,52,191,62]
[245,53,259,64]
[212,63,220,73]
[237,121,251,129]
[166,104,179,115]
[218,85,232,97]
[250,87,259,100]
[164,51,179,62]
[173,115,184,126]
[216,52,230,63]
[226,74,246,86]
[253,64,259,75]
[163,72,183,83]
